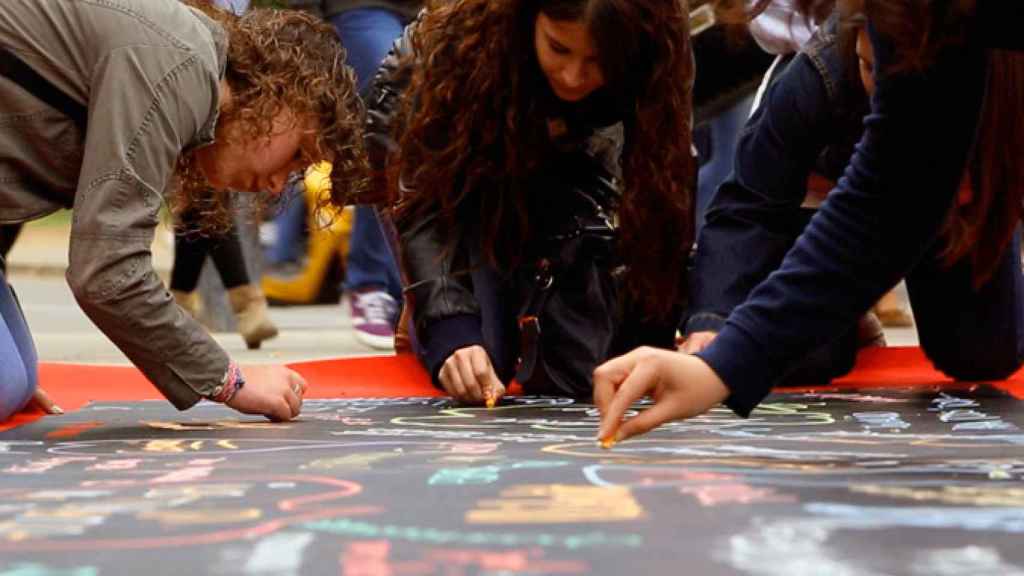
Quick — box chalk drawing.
[244,532,314,575]
[22,491,112,501]
[852,412,911,430]
[0,564,97,576]
[930,393,980,411]
[86,459,147,471]
[466,484,644,524]
[849,484,1024,506]
[0,442,43,454]
[911,546,1024,576]
[679,483,795,507]
[339,540,589,575]
[5,458,95,474]
[137,508,262,526]
[302,452,402,471]
[302,518,643,550]
[143,421,289,431]
[428,461,569,485]
[722,504,1024,575]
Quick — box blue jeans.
[331,8,404,300]
[695,94,754,236]
[0,266,38,421]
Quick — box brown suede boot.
[227,284,279,350]
[172,290,202,320]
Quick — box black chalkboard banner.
[1,386,1023,575]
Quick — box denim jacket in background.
[684,18,867,337]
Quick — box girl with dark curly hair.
[596,0,1024,445]
[0,0,366,422]
[366,0,695,405]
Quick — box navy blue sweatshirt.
[698,4,1024,417]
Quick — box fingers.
[289,369,308,396]
[597,359,661,445]
[593,348,646,416]
[455,351,485,403]
[614,396,685,443]
[470,350,502,407]
[30,388,64,415]
[679,331,716,354]
[263,392,294,422]
[440,360,468,400]
[441,346,494,404]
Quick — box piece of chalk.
[599,437,616,450]
[485,396,496,409]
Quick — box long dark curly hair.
[176,1,368,232]
[718,0,1024,287]
[392,0,695,318]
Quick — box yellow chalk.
[599,437,617,450]
[485,396,496,409]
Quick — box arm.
[364,20,492,394]
[686,52,837,337]
[595,24,990,443]
[699,26,989,416]
[68,45,230,409]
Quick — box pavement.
[6,216,393,365]
[5,216,919,366]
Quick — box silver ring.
[291,382,302,395]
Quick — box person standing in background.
[321,0,419,350]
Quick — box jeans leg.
[907,228,1024,380]
[0,268,37,420]
[343,206,403,300]
[331,9,407,299]
[696,94,755,236]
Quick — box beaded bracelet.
[209,361,245,404]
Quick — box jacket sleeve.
[68,45,231,409]
[685,53,835,336]
[364,18,486,384]
[696,26,989,417]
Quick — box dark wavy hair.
[176,1,368,232]
[392,0,695,318]
[718,0,1024,287]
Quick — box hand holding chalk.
[593,347,730,446]
[440,345,505,406]
[228,364,308,422]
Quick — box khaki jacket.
[0,0,232,409]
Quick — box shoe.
[228,284,279,350]
[172,290,202,319]
[350,288,397,350]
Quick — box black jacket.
[364,20,675,387]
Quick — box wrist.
[208,361,246,403]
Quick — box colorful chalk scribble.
[0,389,1022,574]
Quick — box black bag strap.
[0,46,87,132]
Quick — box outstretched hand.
[593,347,730,446]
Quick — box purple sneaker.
[350,289,398,349]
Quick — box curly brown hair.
[176,1,368,232]
[392,0,695,318]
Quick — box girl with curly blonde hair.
[0,0,365,422]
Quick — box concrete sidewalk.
[5,213,174,278]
